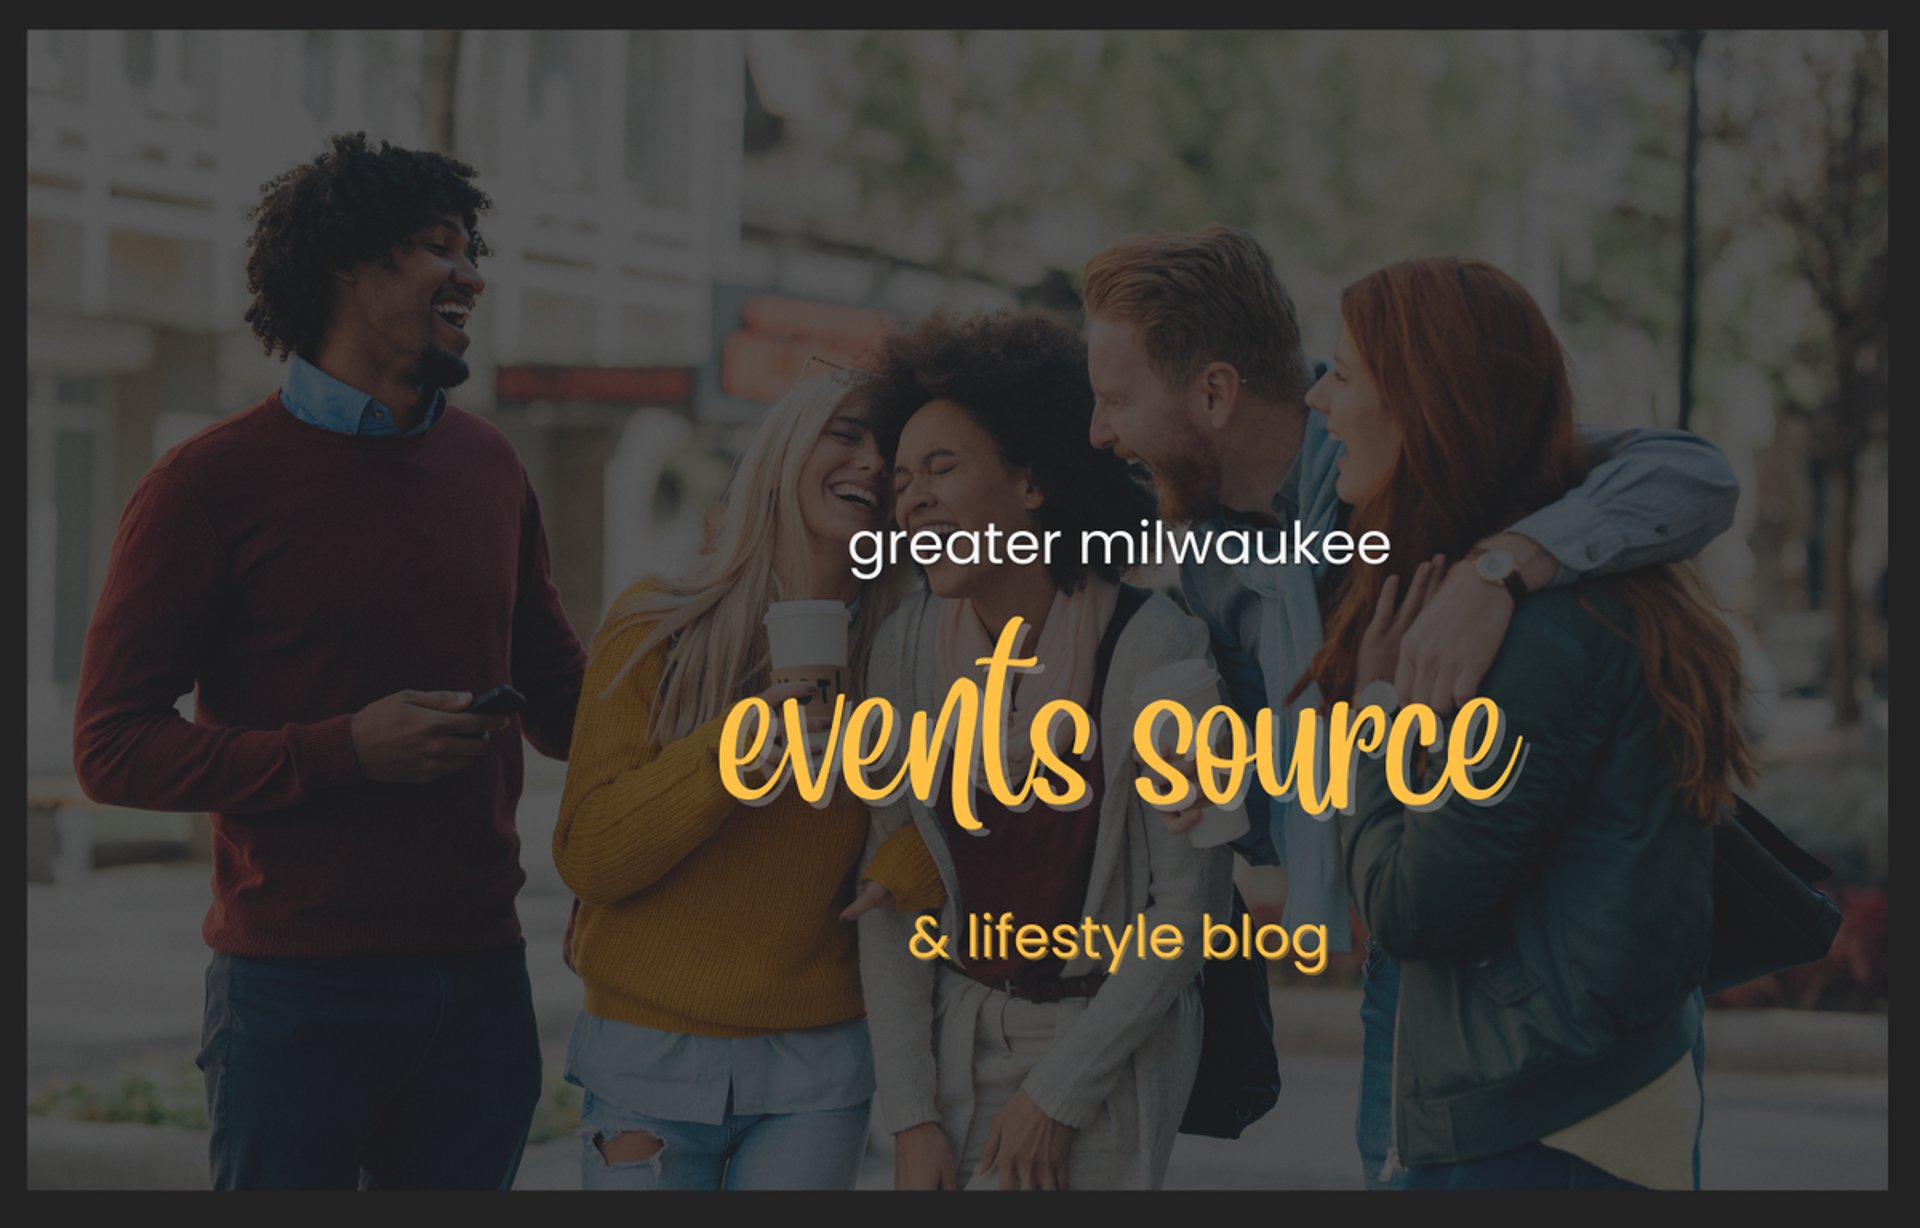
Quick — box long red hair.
[1304,257,1752,821]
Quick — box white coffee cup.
[764,600,851,669]
[1130,659,1251,849]
[764,601,851,753]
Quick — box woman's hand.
[894,1121,959,1189]
[755,679,830,732]
[978,1087,1074,1190]
[1152,749,1208,838]
[1140,715,1210,838]
[1356,555,1443,692]
[838,878,897,921]
[739,680,828,782]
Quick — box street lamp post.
[1678,29,1704,432]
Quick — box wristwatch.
[1469,547,1530,604]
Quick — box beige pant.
[939,988,1142,1190]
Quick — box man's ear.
[1020,471,1045,511]
[1197,362,1244,427]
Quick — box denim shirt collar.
[281,354,446,438]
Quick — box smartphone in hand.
[464,684,528,716]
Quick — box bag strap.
[1733,797,1834,884]
[1093,583,1151,681]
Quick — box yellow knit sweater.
[554,598,943,1037]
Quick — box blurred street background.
[25,29,1886,1188]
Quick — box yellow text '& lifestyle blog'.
[717,618,1528,829]
[907,912,1331,974]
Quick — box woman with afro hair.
[847,311,1234,1189]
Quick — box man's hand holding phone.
[349,689,513,784]
[463,684,528,717]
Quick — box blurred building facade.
[25,31,745,774]
[24,30,1026,780]
[25,29,1884,790]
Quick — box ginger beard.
[1142,426,1225,526]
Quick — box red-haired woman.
[1303,257,1751,1190]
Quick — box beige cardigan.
[856,586,1234,1186]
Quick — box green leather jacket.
[1341,583,1714,1167]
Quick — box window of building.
[26,372,113,694]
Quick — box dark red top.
[937,588,1143,981]
[72,396,586,958]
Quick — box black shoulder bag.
[1178,884,1283,1138]
[1095,584,1283,1138]
[1704,797,1844,995]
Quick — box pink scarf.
[932,579,1120,793]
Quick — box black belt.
[942,958,1106,1004]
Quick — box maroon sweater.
[73,396,586,958]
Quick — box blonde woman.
[554,369,928,1190]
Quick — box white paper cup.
[1130,659,1251,849]
[765,601,851,753]
[764,600,851,669]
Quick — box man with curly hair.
[72,134,587,1190]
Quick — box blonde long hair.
[601,371,908,746]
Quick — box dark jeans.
[1355,940,1708,1190]
[1400,1142,1645,1189]
[197,939,542,1190]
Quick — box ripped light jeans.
[564,1009,874,1190]
[577,1090,870,1190]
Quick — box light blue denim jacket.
[1180,409,1739,949]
